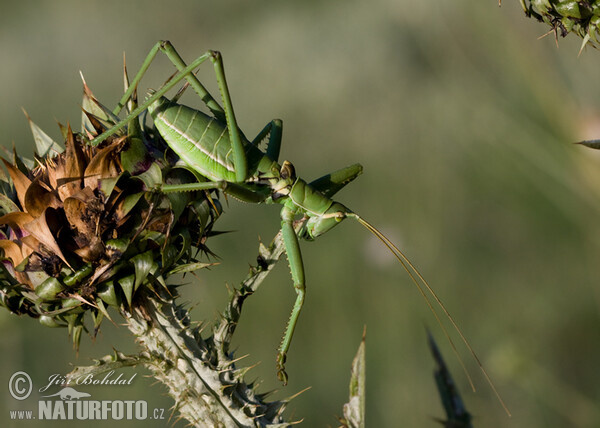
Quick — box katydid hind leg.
[209,51,247,183]
[91,52,214,146]
[159,41,226,120]
[113,42,161,115]
[277,206,307,385]
[114,41,225,121]
[93,43,248,183]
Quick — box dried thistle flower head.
[0,79,221,346]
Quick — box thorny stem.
[65,224,304,426]
[214,229,287,361]
[123,295,289,427]
[121,227,299,427]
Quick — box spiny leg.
[251,119,283,162]
[90,52,215,146]
[209,51,247,182]
[159,180,228,193]
[114,41,225,121]
[277,205,306,385]
[109,44,249,182]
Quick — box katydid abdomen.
[149,96,276,186]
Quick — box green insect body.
[148,96,347,231]
[90,42,507,410]
[147,95,354,381]
[152,96,350,235]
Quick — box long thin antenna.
[349,213,511,416]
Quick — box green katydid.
[90,41,508,413]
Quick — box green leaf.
[61,297,85,314]
[162,228,192,268]
[35,278,65,301]
[118,274,135,307]
[0,193,20,215]
[91,307,104,330]
[134,163,162,190]
[39,314,63,328]
[166,261,216,276]
[81,76,122,132]
[97,282,121,307]
[95,298,113,323]
[22,109,64,157]
[98,173,125,200]
[65,313,84,349]
[63,264,94,287]
[120,138,149,175]
[139,230,166,247]
[0,146,34,174]
[131,250,154,291]
[106,238,130,254]
[119,192,144,218]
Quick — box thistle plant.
[520,0,600,49]
[0,79,224,346]
[0,76,292,425]
[0,60,368,425]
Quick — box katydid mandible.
[90,41,507,411]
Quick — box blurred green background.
[1,1,599,426]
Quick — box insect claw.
[276,352,288,385]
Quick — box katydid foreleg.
[277,205,306,384]
[251,119,283,162]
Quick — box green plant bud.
[39,314,62,328]
[555,1,582,19]
[106,238,130,253]
[35,278,65,301]
[118,274,135,307]
[97,282,121,307]
[61,298,85,314]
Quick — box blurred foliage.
[1,0,600,427]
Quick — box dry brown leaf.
[25,178,62,218]
[20,235,42,255]
[0,239,26,266]
[83,138,124,189]
[74,236,104,262]
[64,186,100,237]
[0,212,35,238]
[55,127,85,201]
[22,209,70,268]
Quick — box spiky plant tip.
[522,0,600,50]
